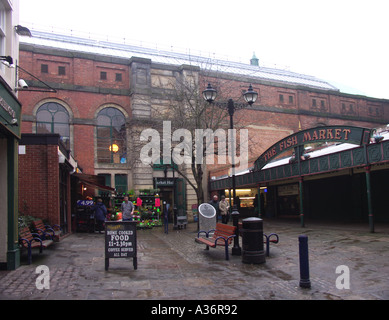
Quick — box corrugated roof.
[20,29,339,91]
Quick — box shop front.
[276,184,299,218]
[71,176,188,232]
[71,172,116,232]
[223,188,258,218]
[210,125,389,232]
[0,78,22,270]
[155,177,175,223]
[154,177,187,228]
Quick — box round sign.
[198,203,216,218]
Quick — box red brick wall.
[18,144,59,225]
[18,50,132,174]
[73,124,95,175]
[201,76,389,177]
[18,49,389,182]
[18,51,129,91]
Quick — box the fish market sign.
[254,126,372,171]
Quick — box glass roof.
[20,30,339,91]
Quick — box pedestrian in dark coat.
[93,198,107,233]
[209,195,220,222]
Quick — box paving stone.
[0,220,388,300]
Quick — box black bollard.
[299,235,311,288]
[231,205,241,256]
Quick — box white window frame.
[0,2,6,58]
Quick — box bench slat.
[32,219,62,241]
[209,224,236,245]
[195,237,216,247]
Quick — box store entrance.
[159,188,174,222]
[277,195,299,217]
[154,177,187,225]
[276,184,299,218]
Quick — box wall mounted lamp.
[0,55,13,66]
[4,118,18,127]
[14,25,32,37]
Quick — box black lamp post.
[203,83,258,255]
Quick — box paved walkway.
[1,219,388,300]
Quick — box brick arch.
[32,99,74,150]
[94,103,129,120]
[32,98,74,120]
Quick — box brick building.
[0,0,25,270]
[17,28,389,221]
[18,133,75,233]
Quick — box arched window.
[36,102,70,149]
[96,107,127,164]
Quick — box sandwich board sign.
[105,221,137,270]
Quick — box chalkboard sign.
[105,221,137,270]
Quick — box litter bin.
[241,217,266,264]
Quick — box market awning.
[72,173,116,193]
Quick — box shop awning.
[72,173,116,193]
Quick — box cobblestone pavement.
[1,219,388,300]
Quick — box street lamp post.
[203,83,258,255]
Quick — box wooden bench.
[32,219,62,241]
[19,227,54,264]
[195,223,236,260]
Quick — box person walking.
[93,198,107,233]
[219,195,230,224]
[163,201,169,234]
[209,195,220,222]
[121,196,134,221]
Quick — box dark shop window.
[58,66,66,75]
[100,71,107,80]
[41,64,48,73]
[115,73,122,82]
[115,174,128,195]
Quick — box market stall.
[109,189,164,229]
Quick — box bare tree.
[130,61,257,205]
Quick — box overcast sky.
[19,0,389,99]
